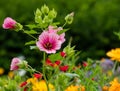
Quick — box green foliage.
[0,0,120,72]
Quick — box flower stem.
[62,22,67,28]
[22,29,37,40]
[42,52,49,91]
[112,61,118,74]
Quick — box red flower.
[60,51,66,57]
[59,65,69,72]
[55,60,61,65]
[46,58,54,66]
[83,62,88,67]
[24,87,28,91]
[92,78,95,81]
[33,73,42,79]
[20,81,27,87]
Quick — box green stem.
[62,22,67,28]
[42,52,49,91]
[22,29,37,40]
[112,61,118,74]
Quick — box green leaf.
[25,41,36,45]
[48,52,63,62]
[26,24,37,29]
[114,31,120,40]
[24,30,38,34]
[30,46,38,50]
[57,29,69,35]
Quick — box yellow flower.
[8,71,14,78]
[27,78,54,91]
[109,78,120,91]
[102,86,109,91]
[65,85,85,91]
[106,48,120,61]
[27,77,38,85]
[0,67,4,75]
[32,80,54,91]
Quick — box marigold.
[109,78,120,91]
[27,78,54,91]
[65,85,85,91]
[102,86,109,91]
[106,48,120,61]
[0,67,4,75]
[8,71,14,78]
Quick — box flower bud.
[10,57,21,70]
[41,4,49,14]
[35,8,42,23]
[10,57,28,71]
[65,12,74,24]
[48,9,57,19]
[2,17,23,31]
[2,17,17,29]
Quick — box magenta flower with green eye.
[36,31,62,54]
[2,17,16,29]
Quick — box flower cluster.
[1,4,120,91]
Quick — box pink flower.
[10,57,21,70]
[36,31,62,54]
[2,17,16,29]
[48,26,65,43]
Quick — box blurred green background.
[0,0,120,72]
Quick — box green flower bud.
[35,16,42,23]
[41,4,49,14]
[35,8,42,23]
[65,12,74,24]
[35,8,42,17]
[48,9,57,19]
[43,15,52,23]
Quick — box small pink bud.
[2,17,16,29]
[10,57,21,70]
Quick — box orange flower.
[106,48,120,61]
[102,86,109,91]
[65,85,85,91]
[109,78,120,91]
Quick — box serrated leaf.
[24,30,38,34]
[25,41,36,45]
[48,52,63,62]
[57,29,69,35]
